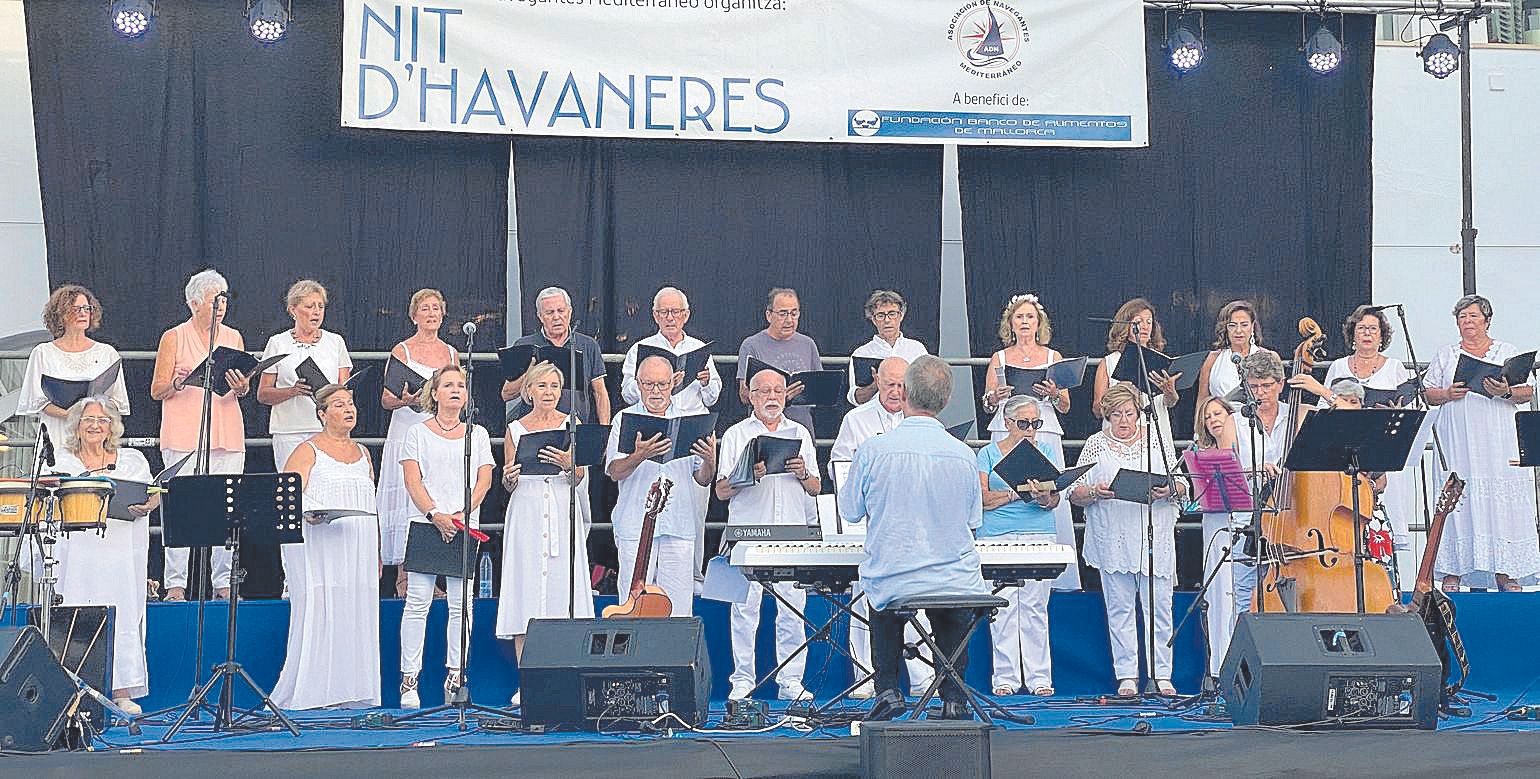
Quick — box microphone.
[37,425,55,468]
[462,320,478,336]
[1086,316,1136,325]
[1363,303,1402,313]
[81,463,117,476]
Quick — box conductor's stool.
[883,593,1032,724]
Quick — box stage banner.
[341,0,1148,146]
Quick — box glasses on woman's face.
[1012,417,1043,431]
[1226,320,1253,330]
[71,305,96,315]
[1108,409,1139,422]
[80,416,112,426]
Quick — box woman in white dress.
[1422,294,1539,592]
[19,285,130,453]
[378,289,457,597]
[397,364,495,708]
[980,294,1081,590]
[1196,300,1277,406]
[271,384,381,710]
[1092,297,1181,448]
[52,397,155,714]
[1071,384,1186,698]
[258,280,352,597]
[496,362,594,706]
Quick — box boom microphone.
[462,320,478,336]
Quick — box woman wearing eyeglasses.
[18,284,131,447]
[1195,300,1277,407]
[976,396,1060,697]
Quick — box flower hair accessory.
[1009,293,1039,306]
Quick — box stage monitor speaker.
[860,720,991,779]
[0,625,76,751]
[521,617,710,731]
[29,605,116,730]
[1219,612,1441,730]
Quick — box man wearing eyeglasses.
[716,368,820,701]
[847,290,928,405]
[736,287,821,438]
[605,356,717,617]
[620,286,721,415]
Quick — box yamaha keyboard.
[728,541,1075,589]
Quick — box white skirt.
[494,475,594,637]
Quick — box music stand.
[1284,409,1426,613]
[157,473,302,740]
[1516,411,1540,467]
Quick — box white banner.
[341,0,1148,147]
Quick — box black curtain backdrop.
[960,11,1376,443]
[27,0,510,595]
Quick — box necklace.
[433,415,463,433]
[1350,353,1381,378]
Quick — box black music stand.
[1516,411,1540,467]
[156,473,302,740]
[1284,409,1425,613]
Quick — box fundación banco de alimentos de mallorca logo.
[948,0,1030,78]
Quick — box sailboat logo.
[949,1,1028,76]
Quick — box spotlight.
[109,0,153,39]
[1167,23,1205,74]
[1304,24,1342,74]
[248,0,289,43]
[1419,33,1460,79]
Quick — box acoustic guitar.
[1388,473,1468,700]
[602,476,675,619]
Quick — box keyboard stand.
[742,576,873,707]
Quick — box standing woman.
[379,289,457,598]
[271,384,381,711]
[980,294,1081,590]
[19,285,131,446]
[397,364,494,708]
[1071,384,1185,697]
[1195,300,1276,406]
[977,396,1060,697]
[258,280,352,594]
[1423,294,1539,592]
[52,397,156,714]
[496,362,594,706]
[1192,396,1245,681]
[1092,297,1180,448]
[149,269,250,601]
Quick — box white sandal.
[1117,679,1138,697]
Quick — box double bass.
[1253,318,1397,613]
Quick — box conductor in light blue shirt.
[840,355,989,718]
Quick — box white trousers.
[160,448,240,590]
[400,572,471,675]
[1200,513,1247,677]
[1100,571,1174,682]
[615,535,695,617]
[729,581,807,688]
[987,532,1056,691]
[848,580,933,692]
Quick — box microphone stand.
[1235,355,1271,615]
[4,424,56,637]
[1130,325,1170,697]
[1387,304,1453,534]
[566,334,581,619]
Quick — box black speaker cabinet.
[521,617,710,730]
[860,720,992,779]
[29,605,116,730]
[1219,612,1442,729]
[0,626,75,751]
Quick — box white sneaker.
[777,682,812,701]
[510,689,521,707]
[850,682,876,699]
[728,682,754,701]
[399,674,420,709]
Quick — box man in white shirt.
[606,356,717,617]
[828,357,934,698]
[847,290,928,406]
[1231,350,1290,614]
[716,369,820,701]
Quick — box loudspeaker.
[520,617,710,730]
[1219,612,1442,729]
[0,626,76,751]
[860,721,991,779]
[29,605,116,730]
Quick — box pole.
[1458,14,1476,295]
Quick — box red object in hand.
[452,518,490,543]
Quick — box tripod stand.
[159,473,301,740]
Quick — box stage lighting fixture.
[1166,23,1205,73]
[247,0,289,43]
[1304,24,1342,75]
[109,0,153,39]
[1419,33,1459,79]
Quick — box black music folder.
[1005,356,1089,393]
[1110,342,1173,395]
[383,355,430,399]
[40,360,122,411]
[617,412,718,463]
[636,341,714,395]
[1166,351,1211,392]
[403,521,477,579]
[725,434,804,488]
[851,356,883,388]
[293,358,370,393]
[1362,377,1421,408]
[1454,351,1536,398]
[514,429,571,477]
[946,420,974,442]
[744,356,846,407]
[991,441,1095,495]
[1108,468,1172,504]
[497,343,590,387]
[107,452,192,520]
[185,348,284,396]
[575,423,610,467]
